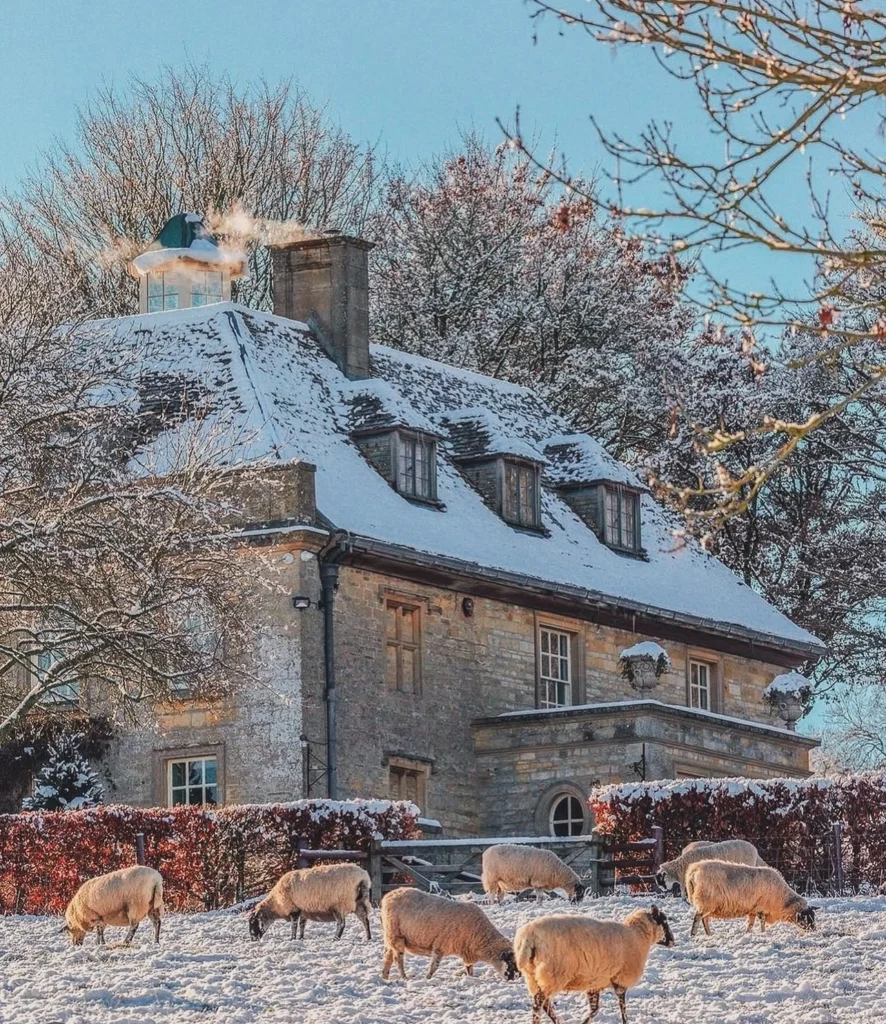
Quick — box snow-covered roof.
[544,432,639,488]
[76,302,823,654]
[130,213,245,276]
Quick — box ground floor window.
[549,794,585,836]
[168,756,218,806]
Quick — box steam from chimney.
[205,201,320,249]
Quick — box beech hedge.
[0,799,420,915]
[590,774,886,890]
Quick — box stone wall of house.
[103,543,312,809]
[323,565,811,836]
[471,704,817,837]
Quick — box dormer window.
[604,487,639,552]
[503,460,541,529]
[395,432,437,501]
[190,270,224,306]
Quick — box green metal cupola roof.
[130,212,246,279]
[155,212,217,250]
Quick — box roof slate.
[76,302,823,653]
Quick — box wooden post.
[292,836,304,869]
[369,838,383,905]
[588,833,601,897]
[652,826,664,874]
[135,833,145,867]
[832,821,844,895]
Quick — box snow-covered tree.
[0,233,261,743]
[370,135,693,459]
[21,733,103,812]
[2,66,379,316]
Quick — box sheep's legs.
[95,923,106,946]
[531,991,562,1024]
[150,912,161,943]
[464,962,474,977]
[381,948,394,980]
[614,985,629,1024]
[426,950,442,979]
[745,914,755,933]
[758,913,766,933]
[534,888,545,904]
[580,991,601,1023]
[355,902,372,941]
[691,913,712,937]
[299,916,307,940]
[288,912,301,940]
[123,919,140,945]
[333,912,346,940]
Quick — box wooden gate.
[367,834,604,899]
[597,826,664,891]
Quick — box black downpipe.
[319,559,340,799]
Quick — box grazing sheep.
[380,887,517,981]
[481,845,586,904]
[514,905,674,1024]
[684,859,817,936]
[248,862,372,942]
[64,865,163,947]
[656,839,764,895]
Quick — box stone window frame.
[686,651,723,714]
[152,742,225,807]
[386,754,431,811]
[534,614,586,710]
[534,781,592,837]
[384,596,423,696]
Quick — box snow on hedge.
[593,773,836,805]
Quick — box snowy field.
[1,894,884,1024]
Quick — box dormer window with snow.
[543,434,645,556]
[346,380,442,506]
[131,213,245,314]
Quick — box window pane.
[204,785,218,806]
[188,761,204,787]
[401,648,417,692]
[605,490,619,542]
[204,759,217,784]
[171,762,185,788]
[171,788,186,806]
[621,494,636,549]
[386,643,399,687]
[148,275,164,297]
[188,787,204,805]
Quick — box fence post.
[652,825,664,877]
[832,821,844,895]
[292,836,305,869]
[135,832,145,867]
[588,833,601,897]
[369,837,383,904]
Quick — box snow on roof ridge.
[544,431,640,487]
[370,343,534,394]
[341,377,439,434]
[436,406,546,461]
[82,302,311,334]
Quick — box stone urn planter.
[619,642,670,696]
[763,672,814,731]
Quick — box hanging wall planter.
[619,641,671,696]
[763,671,814,731]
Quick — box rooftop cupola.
[130,213,246,314]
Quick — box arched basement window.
[549,794,586,837]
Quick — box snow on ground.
[1,893,883,1023]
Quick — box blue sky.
[0,1,858,736]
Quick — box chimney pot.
[270,233,374,380]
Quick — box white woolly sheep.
[656,838,764,894]
[685,859,817,936]
[514,905,674,1024]
[63,865,163,946]
[248,862,371,942]
[481,845,586,904]
[380,887,517,981]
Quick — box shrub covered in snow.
[0,798,419,915]
[590,773,886,891]
[21,734,103,812]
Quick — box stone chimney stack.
[270,231,374,380]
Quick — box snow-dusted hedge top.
[590,773,886,889]
[0,799,420,916]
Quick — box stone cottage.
[62,215,822,836]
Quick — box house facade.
[75,217,821,836]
